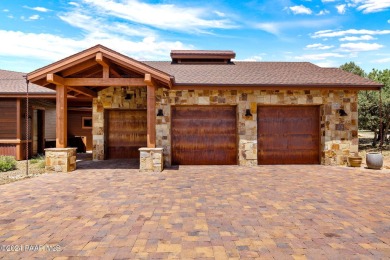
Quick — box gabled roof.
[143,61,383,89]
[28,44,173,87]
[0,69,55,95]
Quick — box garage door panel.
[172,106,237,165]
[106,110,147,159]
[258,106,319,165]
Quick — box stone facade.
[92,86,147,160]
[155,89,358,167]
[139,148,164,172]
[45,148,77,173]
[93,87,358,167]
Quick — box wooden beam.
[67,86,97,98]
[96,53,109,78]
[56,85,67,148]
[62,78,145,86]
[110,67,121,78]
[47,73,64,85]
[146,84,156,148]
[61,59,97,77]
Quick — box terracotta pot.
[366,152,383,170]
[347,156,362,167]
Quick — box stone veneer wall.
[92,87,358,166]
[93,86,147,160]
[155,89,358,167]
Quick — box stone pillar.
[139,148,163,172]
[45,148,77,173]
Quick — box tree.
[340,63,390,146]
[340,61,366,77]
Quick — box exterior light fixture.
[157,109,164,116]
[338,109,348,116]
[125,93,133,100]
[245,109,252,117]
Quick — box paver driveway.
[0,161,389,259]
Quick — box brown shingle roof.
[0,69,55,94]
[143,61,382,88]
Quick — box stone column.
[45,148,77,173]
[139,148,163,172]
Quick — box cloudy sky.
[0,0,389,73]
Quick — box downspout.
[23,75,29,176]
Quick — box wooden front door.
[171,106,237,165]
[257,106,320,164]
[106,110,147,159]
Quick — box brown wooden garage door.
[258,106,320,164]
[106,110,147,159]
[172,106,237,165]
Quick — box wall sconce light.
[157,109,164,116]
[337,109,348,116]
[125,93,133,100]
[245,109,252,117]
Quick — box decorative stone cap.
[139,148,164,152]
[45,148,77,152]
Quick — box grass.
[29,155,46,169]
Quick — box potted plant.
[366,152,383,170]
[347,153,362,167]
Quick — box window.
[82,117,92,129]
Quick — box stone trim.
[139,148,164,172]
[45,148,77,173]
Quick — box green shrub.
[0,156,17,172]
[30,155,45,169]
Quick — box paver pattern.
[0,161,389,259]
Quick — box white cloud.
[29,15,40,20]
[317,10,330,15]
[59,11,155,38]
[3,9,9,12]
[312,29,390,38]
[339,35,376,41]
[214,11,226,17]
[241,55,263,61]
[306,43,334,50]
[289,5,313,14]
[372,57,390,63]
[0,29,192,64]
[21,15,40,21]
[353,0,390,13]
[321,0,337,2]
[336,4,347,14]
[339,42,384,52]
[255,19,337,36]
[79,0,236,33]
[388,19,390,23]
[23,6,51,12]
[294,52,345,60]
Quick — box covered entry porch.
[27,45,171,172]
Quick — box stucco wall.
[93,87,358,166]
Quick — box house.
[0,69,92,160]
[26,45,382,172]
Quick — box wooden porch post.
[16,98,22,160]
[145,74,156,148]
[56,85,68,148]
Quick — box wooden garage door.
[172,106,237,165]
[106,110,147,159]
[258,106,320,164]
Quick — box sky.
[0,0,389,73]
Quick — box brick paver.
[0,161,389,259]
